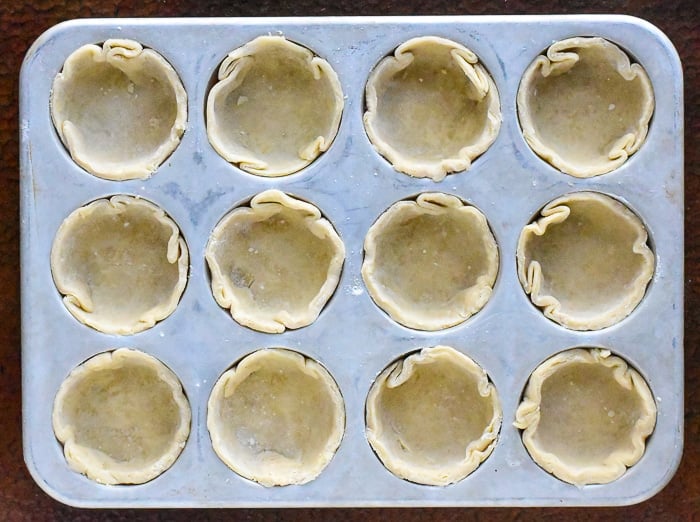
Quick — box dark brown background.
[2,0,697,520]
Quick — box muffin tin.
[20,15,683,507]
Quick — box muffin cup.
[50,39,187,180]
[366,346,501,486]
[52,348,191,485]
[206,36,344,177]
[207,348,345,486]
[364,36,501,181]
[50,195,189,335]
[515,348,656,486]
[205,190,345,333]
[517,37,654,177]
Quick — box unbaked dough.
[52,348,191,485]
[366,346,501,486]
[206,35,344,176]
[205,190,344,333]
[517,191,654,330]
[362,192,498,330]
[364,36,501,181]
[50,195,189,335]
[51,39,187,180]
[514,348,656,486]
[207,349,345,486]
[517,37,654,177]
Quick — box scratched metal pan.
[19,15,683,507]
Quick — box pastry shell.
[517,191,654,330]
[206,35,344,176]
[362,192,498,330]
[517,37,654,177]
[207,349,345,486]
[364,36,501,181]
[205,190,345,333]
[50,39,187,180]
[52,348,191,485]
[50,195,189,335]
[514,348,656,486]
[366,346,501,486]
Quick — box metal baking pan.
[20,15,683,507]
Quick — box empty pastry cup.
[207,348,345,486]
[52,348,191,485]
[363,36,501,181]
[205,190,345,333]
[517,37,654,177]
[366,346,501,486]
[206,35,344,176]
[515,348,656,486]
[517,191,654,330]
[362,192,498,331]
[50,195,189,335]
[50,39,187,180]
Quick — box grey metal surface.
[19,15,684,508]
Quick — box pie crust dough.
[205,190,345,333]
[207,349,345,486]
[517,37,654,177]
[364,36,501,181]
[50,195,189,335]
[517,191,654,330]
[362,192,498,330]
[50,39,187,180]
[514,348,656,486]
[52,348,191,485]
[366,346,501,486]
[206,35,344,176]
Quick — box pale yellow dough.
[50,195,189,335]
[364,36,501,181]
[515,348,656,486]
[52,349,191,485]
[362,192,498,330]
[517,37,654,177]
[207,349,345,486]
[206,35,344,176]
[517,191,654,330]
[51,39,187,180]
[205,190,345,333]
[366,346,501,486]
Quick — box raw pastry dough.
[205,190,345,333]
[517,191,654,330]
[514,348,656,486]
[517,37,654,177]
[50,195,189,335]
[52,348,191,485]
[364,36,501,181]
[366,346,501,486]
[206,35,344,176]
[51,39,187,180]
[207,349,345,486]
[362,193,498,330]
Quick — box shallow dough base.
[50,195,189,335]
[362,192,498,330]
[207,349,345,486]
[366,346,501,486]
[52,349,191,485]
[50,39,187,180]
[517,192,654,330]
[206,35,344,176]
[364,36,501,181]
[514,348,656,486]
[517,37,654,177]
[205,190,345,333]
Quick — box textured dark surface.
[2,0,698,520]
